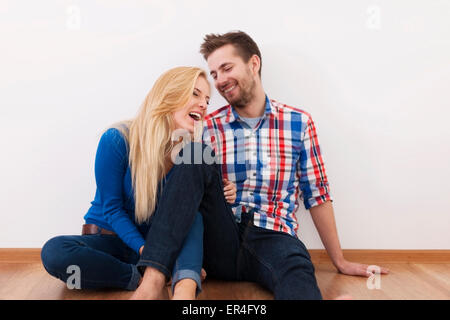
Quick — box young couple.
[41,31,388,300]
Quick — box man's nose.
[215,72,226,89]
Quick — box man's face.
[207,44,257,109]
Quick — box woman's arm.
[95,128,145,254]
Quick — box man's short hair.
[200,30,262,77]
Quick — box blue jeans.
[137,142,322,300]
[40,211,204,293]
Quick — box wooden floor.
[1,261,449,300]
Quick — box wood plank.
[308,249,450,264]
[0,249,41,263]
[1,249,449,264]
[1,262,448,300]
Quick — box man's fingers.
[381,267,390,274]
[365,265,389,276]
[225,194,236,200]
[223,184,236,192]
[223,179,235,186]
[352,263,372,277]
[223,179,236,202]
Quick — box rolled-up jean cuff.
[136,259,171,281]
[171,269,202,296]
[126,265,142,291]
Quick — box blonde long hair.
[111,66,208,224]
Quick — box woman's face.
[172,76,210,135]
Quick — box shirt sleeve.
[297,115,333,210]
[94,128,145,254]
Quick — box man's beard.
[224,75,256,109]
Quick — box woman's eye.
[193,91,198,96]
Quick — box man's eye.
[225,67,232,72]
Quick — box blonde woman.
[40,67,236,299]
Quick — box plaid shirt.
[202,96,333,237]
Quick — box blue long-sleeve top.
[84,128,163,254]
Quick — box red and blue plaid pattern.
[203,96,332,237]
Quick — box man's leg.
[238,212,322,300]
[133,143,241,298]
[197,152,241,280]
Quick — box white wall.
[1,0,449,249]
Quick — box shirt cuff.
[130,238,146,255]
[304,193,333,210]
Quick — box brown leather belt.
[82,224,117,236]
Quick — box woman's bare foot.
[333,294,353,300]
[129,267,169,300]
[201,268,207,282]
[172,278,197,300]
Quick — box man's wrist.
[330,253,346,270]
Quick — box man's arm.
[298,115,388,276]
[309,200,389,277]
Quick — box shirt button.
[253,172,256,176]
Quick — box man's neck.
[233,85,266,119]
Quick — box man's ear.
[249,54,261,77]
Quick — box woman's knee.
[41,236,76,276]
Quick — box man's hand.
[336,259,389,277]
[223,179,237,204]
[139,245,144,255]
[309,201,389,277]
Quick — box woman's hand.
[223,179,237,204]
[139,245,144,255]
